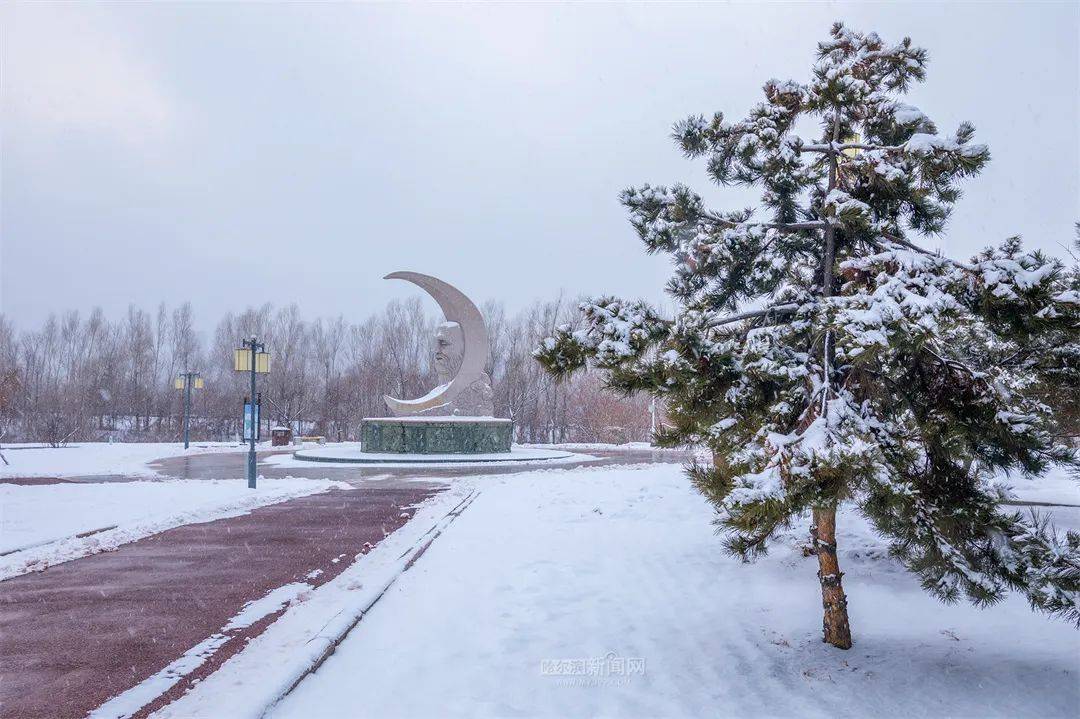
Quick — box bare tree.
[0,296,656,446]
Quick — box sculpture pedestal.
[360,417,512,454]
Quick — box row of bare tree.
[0,298,654,446]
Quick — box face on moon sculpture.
[433,322,463,385]
[383,272,495,417]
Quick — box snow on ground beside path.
[0,478,349,579]
[268,463,1078,719]
[1004,462,1079,506]
[0,441,248,479]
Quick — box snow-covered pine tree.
[535,23,1080,649]
[1044,224,1080,439]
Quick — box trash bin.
[271,426,292,447]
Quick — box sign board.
[243,402,261,442]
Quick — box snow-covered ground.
[148,462,1078,719]
[1001,463,1079,506]
[0,441,249,479]
[0,477,349,579]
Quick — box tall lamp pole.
[234,337,270,489]
[174,371,204,449]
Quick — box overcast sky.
[2,1,1077,329]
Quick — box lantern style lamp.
[234,337,270,488]
[175,371,203,449]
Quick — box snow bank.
[0,442,248,479]
[0,478,349,579]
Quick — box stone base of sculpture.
[360,416,512,454]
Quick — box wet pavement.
[0,477,80,486]
[147,445,691,485]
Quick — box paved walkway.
[0,484,436,719]
[0,446,690,719]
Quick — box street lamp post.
[174,371,204,450]
[234,337,270,488]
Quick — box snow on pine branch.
[533,298,668,377]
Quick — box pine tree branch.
[695,202,975,275]
[707,303,801,327]
[878,232,936,256]
[658,303,801,329]
[702,213,826,232]
[801,141,902,154]
[924,345,980,379]
[874,232,977,271]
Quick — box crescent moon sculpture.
[383,272,494,417]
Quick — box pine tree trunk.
[811,505,852,649]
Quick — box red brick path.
[0,485,437,719]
